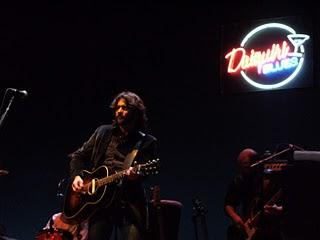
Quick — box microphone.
[7,88,28,98]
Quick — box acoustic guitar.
[63,159,160,223]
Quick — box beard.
[115,112,139,130]
[116,113,132,126]
[116,116,126,125]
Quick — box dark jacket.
[69,124,158,230]
[69,125,157,174]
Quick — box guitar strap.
[122,131,146,169]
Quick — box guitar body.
[227,224,246,240]
[245,224,258,240]
[62,159,160,224]
[227,223,259,240]
[63,166,118,223]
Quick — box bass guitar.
[63,159,160,223]
[228,189,283,240]
[244,189,282,240]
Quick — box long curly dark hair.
[110,91,148,130]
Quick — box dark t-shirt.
[224,173,260,220]
[103,130,144,174]
[102,129,151,205]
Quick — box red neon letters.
[225,41,290,74]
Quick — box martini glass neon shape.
[287,34,310,57]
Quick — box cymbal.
[0,170,9,176]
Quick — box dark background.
[0,2,319,240]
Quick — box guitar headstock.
[192,197,208,217]
[137,158,160,176]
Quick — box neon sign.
[225,23,310,89]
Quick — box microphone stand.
[0,93,15,175]
[250,145,294,237]
[250,145,294,168]
[0,95,15,130]
[0,91,20,238]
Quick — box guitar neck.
[97,164,142,187]
[248,189,282,226]
[98,170,127,187]
[83,160,158,190]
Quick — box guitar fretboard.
[83,160,158,190]
[249,189,282,226]
[98,170,126,186]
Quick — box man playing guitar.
[224,148,283,240]
[68,91,158,240]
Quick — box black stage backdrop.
[0,2,319,240]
